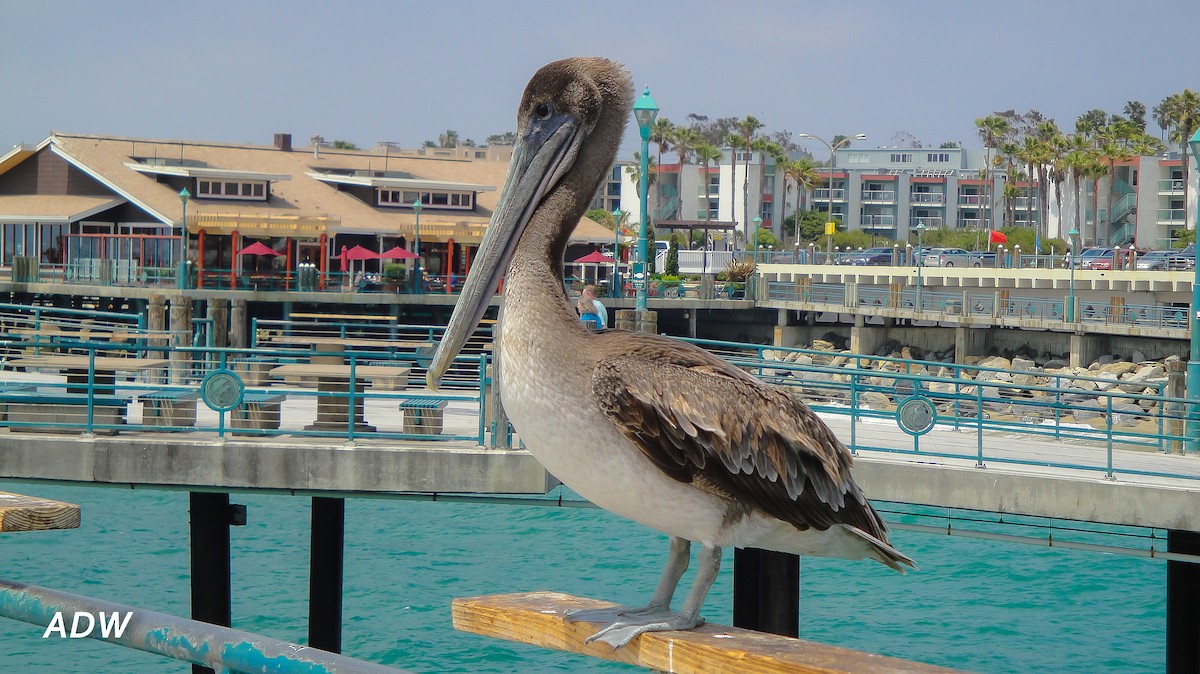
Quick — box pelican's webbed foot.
[579,610,705,648]
[563,603,663,625]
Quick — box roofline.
[49,140,174,226]
[306,171,495,193]
[125,163,292,182]
[0,197,128,223]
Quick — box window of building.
[926,153,950,163]
[890,153,913,163]
[846,153,869,164]
[377,189,473,210]
[197,179,268,200]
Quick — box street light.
[913,221,926,312]
[412,198,423,293]
[611,207,622,298]
[178,188,190,290]
[1185,128,1200,449]
[1067,226,1079,322]
[797,132,866,264]
[632,86,659,314]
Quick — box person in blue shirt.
[582,285,607,329]
[577,296,601,330]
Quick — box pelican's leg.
[584,544,722,648]
[565,536,690,624]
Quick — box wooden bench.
[140,389,201,428]
[0,390,131,434]
[399,397,448,435]
[230,392,287,434]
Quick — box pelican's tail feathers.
[842,524,917,573]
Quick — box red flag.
[988,230,1007,244]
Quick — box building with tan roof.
[0,132,613,288]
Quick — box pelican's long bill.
[426,113,582,389]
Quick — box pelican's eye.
[534,102,553,120]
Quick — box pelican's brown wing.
[592,352,889,538]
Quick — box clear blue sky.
[2,0,1197,159]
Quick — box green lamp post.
[913,221,926,312]
[1186,128,1200,450]
[632,86,659,313]
[1067,226,1079,322]
[412,198,423,293]
[611,207,622,298]
[178,187,190,290]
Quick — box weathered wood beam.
[452,591,964,674]
[0,491,80,533]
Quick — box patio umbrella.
[236,241,280,257]
[339,245,348,272]
[573,251,615,264]
[379,246,419,260]
[342,245,379,261]
[572,250,616,284]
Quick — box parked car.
[1079,247,1115,270]
[840,247,897,266]
[1135,250,1172,271]
[1169,244,1196,270]
[920,248,995,267]
[1066,247,1111,269]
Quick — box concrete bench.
[0,390,131,434]
[399,397,448,435]
[230,392,287,434]
[140,388,201,429]
[363,361,411,391]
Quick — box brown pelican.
[428,57,913,647]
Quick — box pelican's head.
[427,57,632,389]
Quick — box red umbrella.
[379,246,419,260]
[341,245,379,261]
[236,241,280,256]
[573,251,615,264]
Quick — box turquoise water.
[0,481,1165,673]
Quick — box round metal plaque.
[201,368,244,412]
[896,395,936,436]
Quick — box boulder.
[1011,357,1036,371]
[1099,361,1137,376]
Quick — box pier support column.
[207,298,229,349]
[309,497,345,653]
[229,299,248,349]
[169,299,192,384]
[1069,332,1103,369]
[849,315,886,356]
[615,309,657,334]
[1167,529,1200,673]
[189,492,234,674]
[733,548,799,637]
[954,326,987,364]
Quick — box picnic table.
[9,355,168,392]
[269,363,411,432]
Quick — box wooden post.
[452,591,964,674]
[308,497,344,653]
[0,492,80,532]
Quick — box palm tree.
[694,143,723,235]
[751,137,781,232]
[650,118,675,224]
[736,115,764,238]
[669,127,702,221]
[1158,90,1200,230]
[976,115,1011,232]
[1063,136,1095,241]
[782,158,820,245]
[1124,101,1147,132]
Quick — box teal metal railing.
[0,331,1193,482]
[766,280,1191,331]
[678,336,1193,481]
